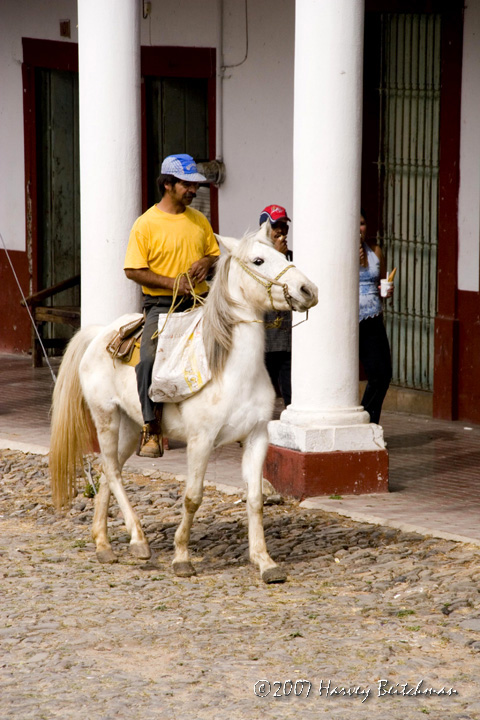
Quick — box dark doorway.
[362,3,462,404]
[35,67,80,339]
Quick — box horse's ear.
[258,221,276,248]
[259,220,272,241]
[215,234,239,254]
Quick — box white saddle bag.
[149,307,211,403]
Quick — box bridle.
[234,257,296,312]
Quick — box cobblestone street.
[2,449,480,720]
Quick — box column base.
[264,444,389,499]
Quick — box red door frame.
[22,39,219,295]
[362,0,464,419]
[22,39,79,295]
[140,46,218,231]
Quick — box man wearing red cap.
[259,205,292,407]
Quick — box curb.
[300,498,480,547]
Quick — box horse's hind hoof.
[262,566,287,584]
[130,541,151,560]
[96,549,118,564]
[173,561,196,577]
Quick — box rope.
[0,231,57,383]
[233,258,311,330]
[234,258,296,312]
[152,272,206,339]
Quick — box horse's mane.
[203,232,262,378]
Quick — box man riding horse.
[124,154,220,458]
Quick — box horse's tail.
[49,325,102,510]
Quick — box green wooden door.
[379,13,441,391]
[144,76,210,211]
[36,67,80,340]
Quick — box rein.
[152,272,206,339]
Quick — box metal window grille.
[378,13,441,391]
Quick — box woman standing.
[359,210,392,424]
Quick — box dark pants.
[265,351,292,407]
[136,294,196,424]
[359,314,392,425]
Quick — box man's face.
[271,220,289,255]
[169,179,199,207]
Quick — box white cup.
[380,279,393,298]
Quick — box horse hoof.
[96,549,118,564]
[173,561,196,577]
[130,541,151,559]
[262,566,287,584]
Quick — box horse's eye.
[252,258,264,266]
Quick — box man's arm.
[124,268,192,295]
[124,255,219,295]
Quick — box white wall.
[143,0,295,240]
[0,1,79,252]
[0,0,294,254]
[140,0,218,47]
[458,0,480,292]
[3,0,478,273]
[218,0,295,239]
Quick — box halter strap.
[234,258,296,311]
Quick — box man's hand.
[188,256,217,284]
[272,234,288,256]
[176,274,192,295]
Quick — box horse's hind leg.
[173,437,211,577]
[91,478,115,563]
[118,414,151,558]
[93,410,150,562]
[243,423,287,584]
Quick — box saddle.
[106,316,144,366]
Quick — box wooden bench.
[21,275,80,367]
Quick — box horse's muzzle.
[291,282,318,312]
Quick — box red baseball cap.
[259,205,291,225]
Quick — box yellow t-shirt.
[124,205,220,296]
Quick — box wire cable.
[0,230,57,383]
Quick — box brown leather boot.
[136,421,164,458]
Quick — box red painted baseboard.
[264,444,389,500]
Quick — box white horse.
[49,224,318,583]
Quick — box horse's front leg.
[243,423,287,584]
[173,437,212,577]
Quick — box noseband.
[234,258,296,312]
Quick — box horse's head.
[216,223,318,313]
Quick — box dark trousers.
[359,314,392,425]
[136,294,196,424]
[265,351,292,407]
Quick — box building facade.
[0,0,479,493]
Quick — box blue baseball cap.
[160,153,207,182]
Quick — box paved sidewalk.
[2,352,480,545]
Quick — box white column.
[269,0,385,452]
[78,0,141,326]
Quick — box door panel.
[35,67,80,340]
[379,13,441,391]
[144,77,209,210]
